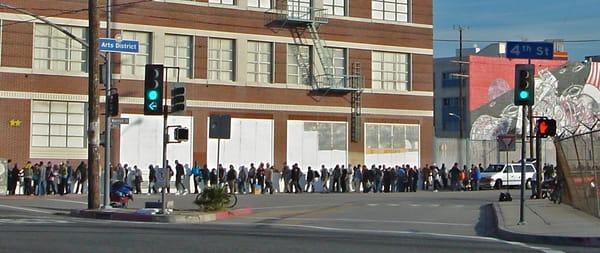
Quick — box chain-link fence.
[555,129,600,218]
[435,138,556,168]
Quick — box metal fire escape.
[268,0,364,142]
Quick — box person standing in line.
[218,164,226,188]
[184,164,192,194]
[374,165,383,193]
[116,163,125,182]
[125,164,136,188]
[73,162,83,194]
[237,165,248,194]
[248,163,257,194]
[353,165,362,193]
[382,166,391,193]
[202,164,210,189]
[330,165,340,193]
[421,164,430,191]
[134,165,143,194]
[8,163,18,195]
[462,165,470,191]
[361,165,370,193]
[166,161,174,194]
[291,164,302,193]
[282,163,291,193]
[471,164,481,191]
[66,161,74,194]
[48,162,57,195]
[432,164,441,192]
[272,165,282,193]
[6,160,13,195]
[396,166,406,192]
[191,162,202,194]
[305,166,315,193]
[209,169,218,187]
[37,162,47,196]
[340,165,348,193]
[257,163,266,194]
[148,165,156,195]
[390,166,398,192]
[449,163,460,191]
[32,163,40,195]
[264,165,274,195]
[58,162,68,195]
[175,160,187,195]
[226,165,237,194]
[440,163,448,190]
[22,161,33,195]
[320,165,329,193]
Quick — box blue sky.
[434,0,600,60]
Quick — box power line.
[0,0,152,28]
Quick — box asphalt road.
[0,190,593,252]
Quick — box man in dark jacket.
[175,160,186,195]
[291,164,302,193]
[305,166,315,193]
[148,165,157,194]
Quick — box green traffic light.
[148,90,158,100]
[519,90,529,99]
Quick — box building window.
[323,0,345,16]
[165,34,192,79]
[372,51,410,91]
[287,44,312,85]
[372,0,409,22]
[247,41,272,83]
[208,38,235,81]
[31,101,86,148]
[121,31,151,76]
[209,0,234,5]
[324,47,346,83]
[287,0,311,19]
[365,123,420,166]
[34,24,87,72]
[248,0,271,8]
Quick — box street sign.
[111,118,129,124]
[497,134,516,151]
[506,41,554,59]
[99,38,139,54]
[155,167,167,188]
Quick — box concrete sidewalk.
[493,199,600,247]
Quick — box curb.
[70,208,253,224]
[492,202,600,247]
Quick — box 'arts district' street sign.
[99,38,139,54]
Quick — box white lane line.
[387,204,400,207]
[215,222,564,253]
[252,204,336,210]
[0,204,53,214]
[47,199,87,205]
[367,204,379,207]
[242,216,474,227]
[409,204,421,207]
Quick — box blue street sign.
[506,41,554,59]
[99,38,139,54]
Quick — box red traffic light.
[536,119,557,138]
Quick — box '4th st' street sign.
[506,41,554,60]
[99,38,139,54]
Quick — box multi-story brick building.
[0,0,433,172]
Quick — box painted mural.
[469,56,600,140]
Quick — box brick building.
[0,0,433,172]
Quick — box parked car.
[479,163,536,189]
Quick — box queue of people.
[5,159,88,196]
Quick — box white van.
[479,163,536,189]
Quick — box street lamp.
[448,112,468,167]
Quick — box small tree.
[194,186,231,212]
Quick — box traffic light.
[171,87,186,113]
[174,127,189,141]
[144,64,164,115]
[514,64,535,106]
[107,93,119,116]
[536,118,557,138]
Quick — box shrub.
[194,186,231,212]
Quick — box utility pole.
[87,0,101,209]
[454,25,469,167]
[102,0,112,209]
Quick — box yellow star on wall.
[9,119,22,127]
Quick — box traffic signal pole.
[103,0,112,209]
[519,105,527,225]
